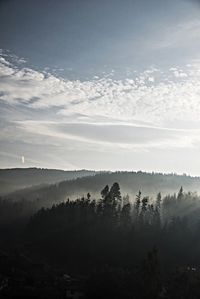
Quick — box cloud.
[1,54,200,128]
[150,19,200,50]
[12,120,200,152]
[1,51,200,156]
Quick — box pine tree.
[109,182,122,204]
[140,196,149,225]
[154,192,162,228]
[141,196,149,213]
[101,185,109,199]
[135,190,141,214]
[177,186,183,200]
[156,192,162,209]
[87,192,91,201]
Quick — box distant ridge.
[4,170,200,204]
[0,168,97,195]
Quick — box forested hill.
[5,171,200,203]
[0,168,96,195]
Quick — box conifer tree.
[177,186,183,200]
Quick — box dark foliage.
[5,171,200,203]
[25,184,200,272]
[0,168,96,196]
[2,182,200,298]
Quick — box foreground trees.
[3,183,200,298]
[26,183,200,272]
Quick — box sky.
[1,0,200,175]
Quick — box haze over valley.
[1,0,200,298]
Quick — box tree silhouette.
[177,186,183,200]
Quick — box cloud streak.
[1,53,200,130]
[1,52,200,171]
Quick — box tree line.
[26,183,200,272]
[2,182,200,298]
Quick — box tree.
[109,182,122,204]
[156,192,162,210]
[135,190,141,212]
[100,185,113,218]
[123,194,130,206]
[141,197,149,213]
[177,186,183,200]
[101,185,109,199]
[140,196,149,225]
[121,203,131,227]
[87,192,91,201]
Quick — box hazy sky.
[1,0,200,175]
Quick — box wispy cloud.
[149,19,200,50]
[1,52,200,171]
[1,53,200,128]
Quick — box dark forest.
[1,173,200,298]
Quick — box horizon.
[0,166,199,178]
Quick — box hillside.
[0,168,96,195]
[5,171,200,204]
